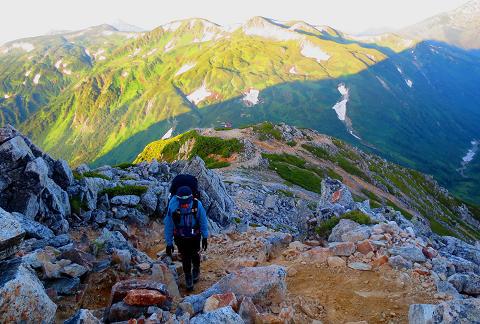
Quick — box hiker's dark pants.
[174,236,201,277]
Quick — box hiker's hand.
[202,238,208,251]
[166,245,174,257]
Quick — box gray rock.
[389,255,413,270]
[439,236,480,266]
[0,208,25,260]
[75,164,90,174]
[0,258,57,323]
[64,309,101,324]
[432,298,480,323]
[53,159,73,189]
[328,219,359,242]
[184,265,286,314]
[140,190,158,215]
[61,263,88,278]
[11,212,54,240]
[389,246,426,263]
[0,136,34,172]
[341,226,371,243]
[191,306,244,324]
[46,277,80,295]
[110,195,140,206]
[348,262,372,271]
[108,301,147,322]
[182,157,235,226]
[408,304,435,324]
[448,273,480,296]
[93,210,107,225]
[319,178,355,210]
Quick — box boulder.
[432,299,480,323]
[356,240,375,255]
[108,301,148,322]
[389,246,426,263]
[182,157,235,226]
[191,306,244,324]
[108,279,170,307]
[327,256,346,268]
[0,258,56,323]
[238,296,259,324]
[203,292,238,312]
[64,309,101,324]
[341,226,371,243]
[408,304,435,324]
[11,211,54,240]
[53,159,73,190]
[61,263,88,278]
[388,255,413,270]
[184,265,286,314]
[447,273,480,296]
[348,262,372,271]
[46,277,80,295]
[329,242,356,256]
[123,289,168,307]
[304,247,333,263]
[319,178,355,211]
[140,190,158,215]
[110,195,141,206]
[0,208,25,260]
[438,236,480,266]
[328,219,360,242]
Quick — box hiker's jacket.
[164,196,208,246]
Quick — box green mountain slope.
[133,124,480,242]
[1,17,480,204]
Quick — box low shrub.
[100,185,148,197]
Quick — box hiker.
[164,184,208,291]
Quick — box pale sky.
[0,0,470,44]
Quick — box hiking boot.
[185,274,194,292]
[192,267,200,283]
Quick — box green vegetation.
[277,189,295,198]
[287,140,297,147]
[315,210,373,238]
[70,196,88,215]
[134,130,243,169]
[253,122,282,141]
[262,153,322,193]
[114,162,136,170]
[82,171,111,180]
[100,185,148,197]
[302,144,333,161]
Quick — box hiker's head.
[176,186,193,204]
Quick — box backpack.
[172,198,201,238]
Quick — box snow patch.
[193,30,217,43]
[162,21,182,32]
[396,66,403,74]
[4,94,11,99]
[376,76,390,90]
[332,84,349,121]
[25,70,31,77]
[146,48,157,56]
[2,42,35,54]
[463,140,479,163]
[175,62,196,76]
[243,21,302,41]
[289,66,298,75]
[405,79,413,88]
[187,83,212,105]
[164,40,175,52]
[132,48,141,56]
[33,73,41,85]
[366,54,376,62]
[122,71,129,78]
[242,89,260,106]
[161,128,174,140]
[300,41,330,62]
[55,59,63,69]
[349,130,361,140]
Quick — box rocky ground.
[1,124,480,323]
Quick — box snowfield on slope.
[242,89,260,106]
[301,41,330,62]
[33,73,41,85]
[243,21,302,41]
[175,62,196,76]
[462,140,479,163]
[187,83,212,105]
[161,128,174,140]
[332,84,349,121]
[2,42,35,54]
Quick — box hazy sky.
[0,0,470,44]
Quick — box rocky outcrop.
[0,258,57,323]
[0,125,71,234]
[410,299,480,323]
[190,306,244,324]
[0,208,25,260]
[182,156,235,225]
